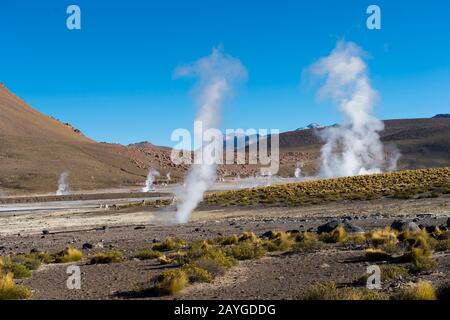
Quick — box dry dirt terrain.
[1,195,449,300]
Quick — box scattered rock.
[82,243,93,250]
[317,220,364,234]
[42,229,50,235]
[317,220,341,233]
[261,231,275,239]
[390,220,420,232]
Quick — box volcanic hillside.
[274,116,450,176]
[0,83,179,194]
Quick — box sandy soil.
[0,195,448,300]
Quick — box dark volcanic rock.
[390,220,420,232]
[317,220,364,234]
[82,243,93,250]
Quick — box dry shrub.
[53,247,83,263]
[296,282,387,300]
[238,232,259,243]
[263,231,294,252]
[0,257,32,279]
[216,235,239,245]
[0,272,32,300]
[154,269,188,296]
[133,249,162,260]
[354,265,410,286]
[368,228,398,248]
[226,242,266,260]
[435,239,450,252]
[319,226,347,243]
[90,249,123,264]
[402,248,437,273]
[182,264,213,283]
[292,232,324,253]
[391,281,436,300]
[152,237,187,252]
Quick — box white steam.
[56,171,70,195]
[309,41,399,178]
[294,167,301,178]
[142,168,160,192]
[174,48,247,223]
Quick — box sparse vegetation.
[90,250,123,264]
[354,265,410,285]
[53,247,83,263]
[0,272,32,300]
[152,238,187,252]
[262,231,294,252]
[391,281,436,300]
[153,269,189,296]
[319,226,347,243]
[291,232,324,253]
[133,249,162,260]
[296,282,388,300]
[205,168,450,207]
[226,242,266,260]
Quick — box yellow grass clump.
[90,250,123,264]
[154,269,189,296]
[391,281,436,300]
[0,272,32,300]
[54,247,83,263]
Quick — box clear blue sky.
[1,0,449,146]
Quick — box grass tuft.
[90,250,123,264]
[0,272,32,300]
[53,247,83,263]
[391,281,436,300]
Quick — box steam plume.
[174,48,247,223]
[56,171,70,195]
[142,168,160,192]
[309,41,399,177]
[294,167,301,178]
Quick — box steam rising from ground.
[173,48,247,223]
[56,171,70,195]
[142,168,160,192]
[309,41,399,178]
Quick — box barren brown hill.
[275,117,450,176]
[0,84,182,195]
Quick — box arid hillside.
[0,84,182,194]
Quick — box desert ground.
[1,184,449,300]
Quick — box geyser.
[56,171,70,195]
[308,41,399,178]
[174,48,247,223]
[142,168,160,192]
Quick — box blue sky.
[1,0,449,146]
